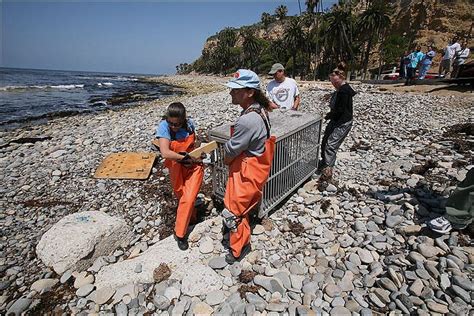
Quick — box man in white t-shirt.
[452,41,470,78]
[439,37,461,77]
[266,63,301,110]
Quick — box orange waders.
[164,133,204,238]
[224,136,276,258]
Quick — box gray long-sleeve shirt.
[224,103,268,158]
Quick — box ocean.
[0,68,179,129]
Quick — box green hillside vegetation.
[176,0,473,80]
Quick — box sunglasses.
[167,120,183,128]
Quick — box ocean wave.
[76,76,138,81]
[0,84,85,92]
[51,84,85,89]
[97,82,114,87]
[91,101,108,107]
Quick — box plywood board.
[189,141,218,158]
[94,152,157,180]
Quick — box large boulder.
[36,211,131,274]
[95,217,223,291]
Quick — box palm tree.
[242,28,263,72]
[322,3,355,67]
[275,5,288,20]
[284,17,305,77]
[212,28,238,74]
[357,0,391,79]
[261,12,274,29]
[268,39,289,65]
[218,27,237,47]
[308,0,322,79]
[305,0,319,14]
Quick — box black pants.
[320,120,352,168]
[405,67,416,85]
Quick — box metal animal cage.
[209,109,322,218]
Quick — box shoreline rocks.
[1,75,473,315]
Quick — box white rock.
[36,211,132,274]
[30,278,58,293]
[74,272,94,289]
[95,218,219,290]
[199,238,214,254]
[252,225,265,235]
[92,286,115,305]
[164,287,181,302]
[206,290,225,305]
[193,302,214,315]
[181,264,223,296]
[76,284,95,297]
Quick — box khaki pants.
[438,59,451,77]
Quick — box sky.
[1,0,337,75]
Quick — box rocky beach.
[1,75,473,315]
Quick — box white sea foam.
[51,84,84,89]
[97,82,113,87]
[0,84,84,91]
[79,76,138,81]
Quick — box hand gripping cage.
[209,109,322,218]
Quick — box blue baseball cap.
[225,69,261,90]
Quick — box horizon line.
[0,66,165,77]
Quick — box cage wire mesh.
[209,110,321,218]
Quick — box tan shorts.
[440,59,451,73]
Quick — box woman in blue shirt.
[156,102,203,250]
[419,46,436,80]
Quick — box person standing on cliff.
[266,63,301,110]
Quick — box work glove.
[178,152,203,167]
[178,152,193,167]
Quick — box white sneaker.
[428,216,452,234]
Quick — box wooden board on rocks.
[94,152,156,180]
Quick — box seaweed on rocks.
[237,284,260,298]
[153,263,172,283]
[239,270,257,283]
[261,218,273,231]
[443,122,474,137]
[410,159,437,175]
[0,136,52,149]
[288,220,305,236]
[442,122,474,153]
[321,199,331,212]
[21,199,77,208]
[378,179,393,186]
[452,159,469,168]
[28,278,75,315]
[138,177,176,240]
[350,141,371,151]
[138,160,214,240]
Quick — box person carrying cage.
[222,69,276,264]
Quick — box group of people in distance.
[399,37,470,85]
[155,62,354,262]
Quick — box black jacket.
[325,83,356,123]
